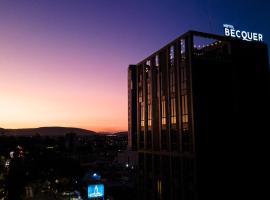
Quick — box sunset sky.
[0,0,269,132]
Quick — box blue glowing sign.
[88,184,104,199]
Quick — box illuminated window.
[139,72,143,87]
[157,179,162,198]
[155,54,159,67]
[171,98,177,125]
[148,104,152,128]
[162,97,166,126]
[170,68,176,126]
[147,81,151,101]
[180,39,186,60]
[139,89,143,102]
[146,60,151,72]
[140,103,145,128]
[181,95,189,130]
[170,45,174,66]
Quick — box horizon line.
[0,125,127,133]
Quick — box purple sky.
[0,0,269,132]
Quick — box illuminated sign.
[88,184,104,199]
[223,24,263,42]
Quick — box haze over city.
[1,0,269,132]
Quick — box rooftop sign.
[223,24,263,42]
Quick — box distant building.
[128,31,270,200]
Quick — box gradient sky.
[0,0,269,132]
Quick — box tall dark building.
[128,31,270,200]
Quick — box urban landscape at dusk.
[0,0,270,200]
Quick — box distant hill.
[113,131,128,136]
[97,131,128,136]
[0,127,97,137]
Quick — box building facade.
[128,31,270,200]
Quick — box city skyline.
[1,0,270,132]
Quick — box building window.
[181,95,189,130]
[147,80,151,101]
[140,103,145,128]
[170,70,176,94]
[180,59,189,131]
[180,39,186,60]
[148,104,152,128]
[161,96,166,126]
[180,66,187,91]
[171,98,177,125]
[146,60,151,72]
[170,45,174,66]
[139,73,143,82]
[155,54,159,67]
[170,69,177,126]
[139,88,143,102]
[157,179,162,199]
[146,78,152,129]
[146,60,151,66]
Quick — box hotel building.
[128,30,270,200]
